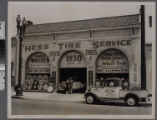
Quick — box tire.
[38,75,43,80]
[86,95,95,104]
[43,84,48,91]
[27,75,32,80]
[126,96,138,106]
[22,83,28,90]
[47,86,55,93]
[38,85,43,90]
[27,85,32,90]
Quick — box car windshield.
[103,79,122,87]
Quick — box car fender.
[124,93,140,101]
[84,92,100,99]
[84,92,97,97]
[84,92,103,102]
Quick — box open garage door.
[59,51,87,93]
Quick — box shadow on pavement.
[82,100,152,107]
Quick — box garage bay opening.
[60,68,87,93]
[59,51,87,93]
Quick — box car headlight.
[123,82,129,89]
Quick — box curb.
[11,95,85,103]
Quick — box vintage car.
[84,77,150,106]
[59,81,85,92]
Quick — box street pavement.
[12,94,152,115]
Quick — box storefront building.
[12,14,144,92]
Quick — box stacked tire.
[22,75,51,91]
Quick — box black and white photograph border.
[7,1,156,119]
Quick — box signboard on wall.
[27,53,50,74]
[89,71,93,86]
[27,68,50,74]
[97,49,129,73]
[60,51,86,68]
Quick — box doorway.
[59,50,87,93]
[60,68,87,93]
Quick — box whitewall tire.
[86,95,95,104]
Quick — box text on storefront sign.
[25,44,49,52]
[92,40,132,48]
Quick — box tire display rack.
[22,74,51,92]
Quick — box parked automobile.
[84,77,150,106]
[59,81,84,92]
[72,81,85,90]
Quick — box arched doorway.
[23,52,50,91]
[59,50,87,93]
[96,49,129,86]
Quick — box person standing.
[69,77,73,94]
[65,79,70,94]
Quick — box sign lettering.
[28,68,50,74]
[49,51,60,57]
[92,40,132,48]
[58,42,81,50]
[85,50,97,55]
[27,53,50,74]
[25,44,49,52]
[60,51,86,68]
[97,49,128,73]
[66,55,82,62]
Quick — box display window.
[96,49,129,86]
[23,52,50,91]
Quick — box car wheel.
[86,95,95,104]
[126,97,138,106]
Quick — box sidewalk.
[12,91,84,102]
[12,91,152,104]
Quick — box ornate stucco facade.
[12,14,144,92]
